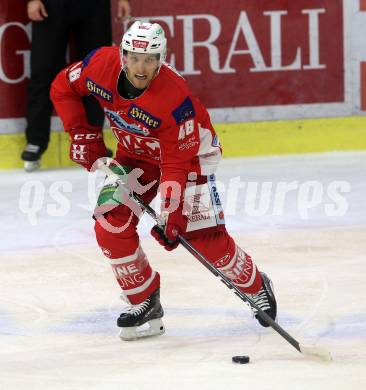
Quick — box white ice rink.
[1,152,366,390]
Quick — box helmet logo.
[132,40,149,49]
[138,24,151,30]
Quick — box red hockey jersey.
[51,46,221,187]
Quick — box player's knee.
[95,207,136,234]
[94,218,139,258]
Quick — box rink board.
[1,0,366,169]
[0,116,366,169]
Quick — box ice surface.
[0,152,365,389]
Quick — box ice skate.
[117,288,165,341]
[249,272,277,327]
[21,144,44,172]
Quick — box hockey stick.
[98,161,331,361]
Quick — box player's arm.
[151,96,200,250]
[51,61,90,129]
[50,52,107,171]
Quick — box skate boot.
[249,272,277,327]
[21,144,44,172]
[117,288,165,341]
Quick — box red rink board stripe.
[361,62,366,110]
[359,1,366,110]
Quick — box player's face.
[124,52,160,89]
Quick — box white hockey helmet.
[120,21,167,67]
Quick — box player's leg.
[71,0,112,57]
[183,174,277,326]
[23,3,69,171]
[94,158,164,339]
[95,206,165,340]
[72,0,112,155]
[188,229,277,327]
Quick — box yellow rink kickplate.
[1,116,366,169]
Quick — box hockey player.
[50,21,277,340]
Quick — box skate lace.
[126,299,150,316]
[250,288,270,314]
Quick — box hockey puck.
[232,355,250,364]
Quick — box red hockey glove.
[151,199,187,251]
[69,128,107,171]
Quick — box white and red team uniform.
[51,46,264,305]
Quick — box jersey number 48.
[178,119,194,140]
